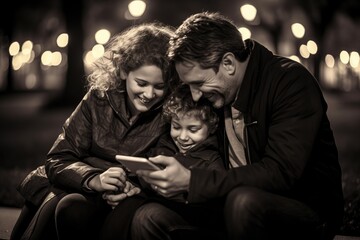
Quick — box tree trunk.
[57,0,86,107]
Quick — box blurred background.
[0,0,359,237]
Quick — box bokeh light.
[340,50,350,64]
[349,51,359,68]
[91,44,105,59]
[21,41,33,55]
[9,42,20,56]
[95,29,111,45]
[299,44,310,58]
[325,54,335,68]
[291,23,305,39]
[307,40,318,55]
[41,51,53,66]
[240,4,257,22]
[128,0,146,17]
[238,27,251,40]
[51,51,62,66]
[57,33,69,48]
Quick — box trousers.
[131,186,332,240]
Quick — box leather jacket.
[45,88,168,192]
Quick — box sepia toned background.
[0,0,359,238]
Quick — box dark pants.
[99,190,223,240]
[224,186,328,240]
[131,186,331,240]
[131,199,225,240]
[55,193,111,240]
[10,201,37,240]
[10,192,67,240]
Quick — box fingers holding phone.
[137,155,191,197]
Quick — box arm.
[45,91,125,193]
[140,68,325,203]
[138,134,224,200]
[188,69,325,202]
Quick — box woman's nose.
[144,87,155,99]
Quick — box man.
[135,12,344,240]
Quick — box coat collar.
[232,39,274,113]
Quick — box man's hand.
[137,155,191,198]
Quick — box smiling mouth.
[176,141,195,151]
[138,96,152,104]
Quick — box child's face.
[170,113,210,153]
[124,65,165,114]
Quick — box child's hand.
[102,181,141,207]
[102,191,127,207]
[123,181,141,197]
[89,167,126,192]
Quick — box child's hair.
[87,22,175,92]
[162,84,219,132]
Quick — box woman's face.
[124,65,165,115]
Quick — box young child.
[12,22,175,240]
[139,83,224,198]
[99,84,225,240]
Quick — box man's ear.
[221,53,236,75]
[119,68,127,80]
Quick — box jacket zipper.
[244,120,257,164]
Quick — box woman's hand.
[88,167,126,192]
[102,181,141,207]
[137,155,190,198]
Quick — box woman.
[11,22,175,240]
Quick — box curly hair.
[162,84,219,131]
[87,22,175,92]
[168,12,250,73]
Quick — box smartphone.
[115,155,162,173]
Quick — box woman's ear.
[119,68,127,80]
[221,53,236,75]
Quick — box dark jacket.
[149,133,224,170]
[188,40,344,227]
[18,88,168,205]
[104,133,225,240]
[45,89,168,191]
[139,133,225,202]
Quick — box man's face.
[175,61,235,109]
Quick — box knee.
[55,193,88,222]
[132,202,162,228]
[56,193,84,210]
[224,187,269,239]
[225,186,264,218]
